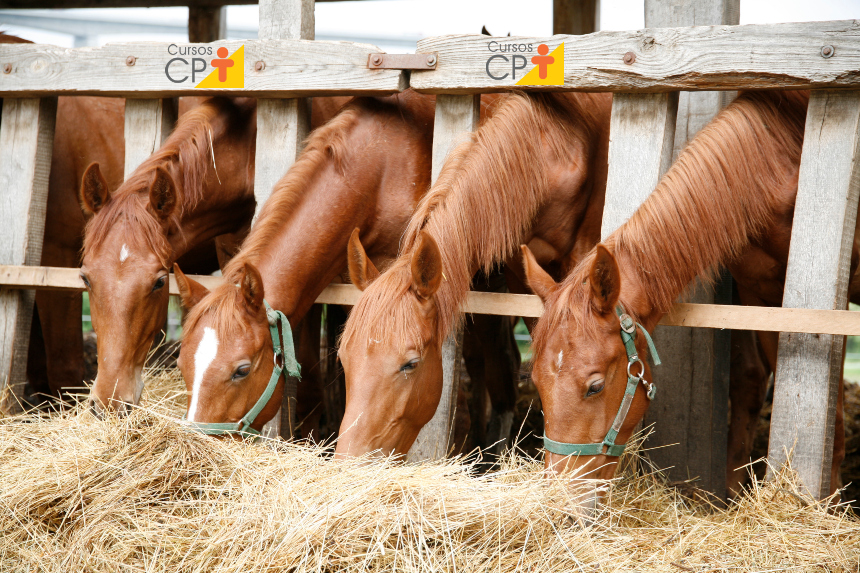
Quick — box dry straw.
[0,368,857,572]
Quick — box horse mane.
[0,32,30,43]
[82,98,238,266]
[342,91,610,352]
[533,90,809,358]
[184,100,365,337]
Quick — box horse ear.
[347,228,379,291]
[410,231,443,301]
[521,245,558,303]
[80,162,111,215]
[148,167,177,221]
[589,245,621,315]
[239,262,264,313]
[173,264,209,309]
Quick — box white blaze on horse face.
[119,244,129,263]
[556,350,564,371]
[188,327,219,422]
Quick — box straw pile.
[0,369,857,572]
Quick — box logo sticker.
[164,44,244,88]
[484,41,564,86]
[516,43,564,86]
[196,46,244,89]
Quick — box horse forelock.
[82,194,173,269]
[183,269,256,345]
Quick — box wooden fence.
[1,0,858,500]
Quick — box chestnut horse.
[173,91,507,436]
[79,96,345,411]
[522,90,848,503]
[338,91,612,457]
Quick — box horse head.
[335,229,446,458]
[80,162,177,412]
[175,262,284,433]
[523,243,656,510]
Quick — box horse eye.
[152,276,167,292]
[232,364,251,380]
[586,380,605,397]
[80,274,91,289]
[399,358,420,373]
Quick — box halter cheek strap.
[542,304,660,457]
[183,300,301,438]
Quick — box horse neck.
[406,92,609,340]
[608,91,808,327]
[229,99,433,323]
[163,103,256,258]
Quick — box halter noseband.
[183,300,301,438]
[543,304,660,457]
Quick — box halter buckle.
[266,309,278,326]
[619,313,636,334]
[627,358,645,380]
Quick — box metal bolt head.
[126,56,136,66]
[426,54,437,67]
[623,51,636,65]
[254,60,265,72]
[821,45,835,58]
[371,55,383,66]
[2,63,10,74]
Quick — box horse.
[337,91,612,458]
[521,90,848,505]
[79,96,346,412]
[172,90,513,438]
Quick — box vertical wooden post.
[123,99,176,177]
[636,0,738,498]
[0,97,57,414]
[188,6,227,43]
[553,0,600,35]
[768,90,860,498]
[255,0,314,440]
[407,94,480,462]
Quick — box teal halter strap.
[183,300,301,438]
[543,304,660,457]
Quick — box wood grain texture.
[601,91,678,239]
[0,97,57,415]
[768,90,860,499]
[407,94,480,461]
[411,20,860,93]
[553,0,599,35]
[123,98,177,177]
[0,40,406,97]
[188,6,227,43]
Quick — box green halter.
[543,304,660,457]
[183,300,301,438]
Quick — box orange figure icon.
[531,44,555,79]
[211,47,234,82]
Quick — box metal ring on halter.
[627,358,645,379]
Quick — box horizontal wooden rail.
[411,20,860,93]
[2,265,860,335]
[0,40,406,97]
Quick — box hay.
[0,369,857,572]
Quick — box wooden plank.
[768,90,860,499]
[601,92,678,237]
[188,6,226,43]
[0,0,355,7]
[254,0,315,440]
[123,98,177,177]
[553,0,599,35]
[0,97,57,415]
[639,0,739,500]
[407,94,480,462]
[411,20,860,93]
[0,40,407,98]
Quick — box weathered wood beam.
[768,90,860,499]
[0,97,57,415]
[0,40,407,97]
[553,0,600,35]
[411,20,860,93]
[5,266,860,335]
[123,98,176,176]
[407,94,480,462]
[0,0,357,7]
[188,6,227,44]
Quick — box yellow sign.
[516,43,564,86]
[196,45,244,89]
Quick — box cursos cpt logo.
[485,41,564,86]
[165,44,245,88]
